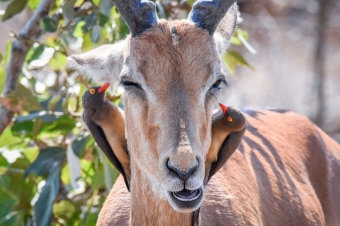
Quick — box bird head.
[219,103,246,132]
[82,83,110,116]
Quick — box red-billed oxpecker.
[82,83,130,190]
[205,104,246,184]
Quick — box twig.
[56,5,98,38]
[0,0,56,135]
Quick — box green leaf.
[0,157,36,225]
[92,0,100,7]
[34,169,60,226]
[98,13,109,27]
[81,159,95,185]
[91,25,102,43]
[82,32,94,52]
[5,40,12,64]
[187,0,195,6]
[117,17,130,39]
[24,147,65,178]
[235,28,249,41]
[90,163,105,190]
[82,12,97,33]
[41,17,58,33]
[0,153,9,168]
[72,133,91,157]
[95,145,119,190]
[53,200,80,222]
[49,52,67,70]
[2,0,28,21]
[0,52,3,63]
[0,184,17,226]
[4,83,42,112]
[39,99,49,111]
[99,0,113,18]
[28,0,40,10]
[26,45,45,64]
[73,21,86,38]
[0,128,22,148]
[22,147,39,163]
[61,97,69,113]
[223,52,236,75]
[62,0,76,23]
[32,118,43,138]
[40,115,76,135]
[47,94,60,111]
[14,111,57,123]
[61,163,70,184]
[11,120,34,138]
[230,36,242,46]
[223,51,254,75]
[229,51,254,69]
[234,28,257,54]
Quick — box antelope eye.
[209,79,226,95]
[89,89,96,94]
[120,80,142,90]
[211,80,222,89]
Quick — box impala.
[68,0,340,225]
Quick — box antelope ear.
[204,105,246,185]
[214,3,238,55]
[67,41,127,91]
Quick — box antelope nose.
[167,160,198,180]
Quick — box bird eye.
[89,89,96,94]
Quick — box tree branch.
[0,0,56,135]
[312,0,333,126]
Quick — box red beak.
[219,103,228,114]
[98,83,110,93]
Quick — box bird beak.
[219,103,228,114]
[98,83,110,93]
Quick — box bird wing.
[207,126,246,183]
[86,119,130,191]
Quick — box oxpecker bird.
[82,83,130,190]
[205,104,247,184]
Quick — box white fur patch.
[67,41,127,93]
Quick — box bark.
[313,0,333,126]
[0,0,56,134]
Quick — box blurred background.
[0,0,339,225]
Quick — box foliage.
[0,0,254,225]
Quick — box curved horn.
[188,0,237,35]
[111,0,159,37]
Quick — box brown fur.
[98,109,340,225]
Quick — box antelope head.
[68,0,238,213]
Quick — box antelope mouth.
[167,186,204,212]
[172,188,202,201]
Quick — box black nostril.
[167,160,198,180]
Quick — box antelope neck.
[129,161,194,226]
